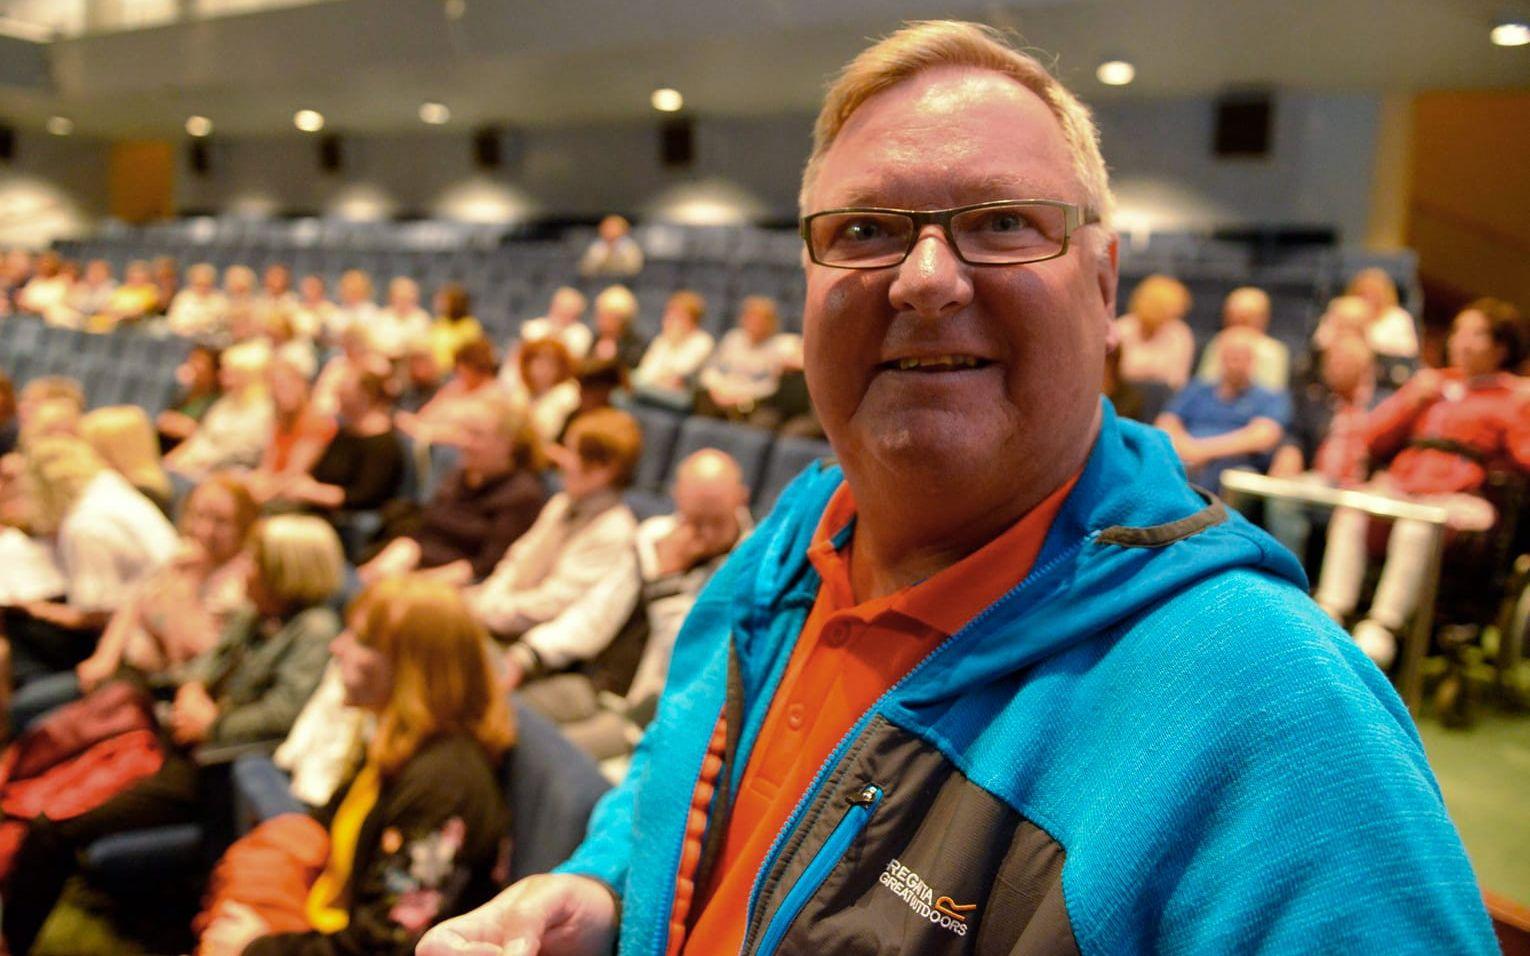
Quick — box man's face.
[1220,336,1255,391]
[802,67,1115,488]
[674,475,744,559]
[457,405,512,474]
[1447,309,1502,376]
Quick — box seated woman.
[166,341,274,481]
[509,338,580,446]
[399,338,501,446]
[10,475,259,729]
[2,514,344,956]
[247,358,339,506]
[631,290,714,410]
[587,285,646,373]
[81,404,174,514]
[312,325,375,418]
[695,295,792,423]
[427,282,484,374]
[3,435,180,689]
[360,394,546,588]
[156,344,223,452]
[98,260,161,328]
[1313,300,1530,667]
[196,576,513,956]
[266,366,404,516]
[1112,274,1195,390]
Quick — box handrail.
[1219,470,1449,526]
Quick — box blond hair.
[1128,274,1192,327]
[801,20,1112,225]
[250,514,344,609]
[24,435,106,535]
[594,284,638,323]
[349,576,514,776]
[81,405,170,504]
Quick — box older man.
[422,21,1491,956]
[1196,285,1291,389]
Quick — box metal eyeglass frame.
[798,198,1101,269]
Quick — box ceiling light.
[419,102,451,125]
[46,116,73,136]
[1096,59,1136,86]
[443,0,466,20]
[185,115,213,137]
[294,109,325,132]
[651,88,684,113]
[1490,19,1530,46]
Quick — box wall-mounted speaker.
[0,124,14,163]
[1214,93,1274,158]
[473,126,503,169]
[319,134,344,173]
[189,139,211,176]
[660,117,694,168]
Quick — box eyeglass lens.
[809,203,1068,266]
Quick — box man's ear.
[1095,232,1120,322]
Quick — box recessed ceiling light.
[1490,19,1530,46]
[1096,59,1136,86]
[443,0,466,20]
[419,102,451,125]
[651,88,684,113]
[46,116,73,136]
[186,115,213,137]
[294,109,325,133]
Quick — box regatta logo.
[877,858,975,937]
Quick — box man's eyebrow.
[825,175,1061,209]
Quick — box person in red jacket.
[1314,298,1529,666]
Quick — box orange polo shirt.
[679,472,1079,954]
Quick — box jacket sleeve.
[516,549,641,672]
[244,757,505,956]
[473,510,634,637]
[210,609,337,745]
[1364,379,1429,463]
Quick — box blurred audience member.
[312,325,375,418]
[1114,274,1194,390]
[371,276,432,359]
[696,295,791,422]
[198,576,511,956]
[224,265,260,319]
[157,344,224,451]
[0,371,16,458]
[17,252,71,319]
[166,341,274,480]
[0,249,33,314]
[467,409,640,664]
[1197,286,1290,390]
[4,515,342,956]
[1262,334,1377,562]
[512,338,581,445]
[266,310,318,379]
[247,358,338,506]
[330,269,378,344]
[4,436,179,687]
[517,286,592,362]
[17,376,86,437]
[1103,345,1147,422]
[429,282,484,373]
[402,338,501,445]
[632,290,715,409]
[361,395,546,587]
[60,259,117,328]
[100,260,161,327]
[518,449,750,762]
[572,358,628,424]
[269,366,404,515]
[589,284,645,372]
[257,264,297,320]
[1155,327,1289,490]
[396,338,444,414]
[167,263,229,340]
[151,256,180,315]
[578,214,645,277]
[81,404,173,512]
[1314,301,1530,667]
[1346,267,1418,359]
[289,274,336,343]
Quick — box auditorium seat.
[754,434,834,515]
[665,416,773,495]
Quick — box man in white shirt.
[515,449,751,763]
[166,263,229,340]
[518,286,593,361]
[369,276,433,359]
[578,214,645,278]
[632,290,716,409]
[1196,286,1291,391]
[466,408,642,685]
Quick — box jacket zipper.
[754,784,883,956]
[739,538,1087,953]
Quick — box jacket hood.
[742,400,1307,706]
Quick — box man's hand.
[76,653,117,694]
[416,874,617,956]
[171,682,218,747]
[198,901,271,956]
[653,522,705,576]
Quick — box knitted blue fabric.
[559,401,1495,954]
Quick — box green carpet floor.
[1417,711,1530,905]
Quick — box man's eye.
[980,212,1033,233]
[840,219,887,242]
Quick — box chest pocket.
[747,716,1079,956]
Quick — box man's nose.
[888,225,973,321]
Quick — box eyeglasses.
[799,199,1100,269]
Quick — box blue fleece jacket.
[558,401,1494,954]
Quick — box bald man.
[1158,326,1291,489]
[1197,286,1291,390]
[514,448,752,758]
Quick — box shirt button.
[821,623,848,648]
[786,703,806,730]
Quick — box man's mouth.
[878,354,993,372]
